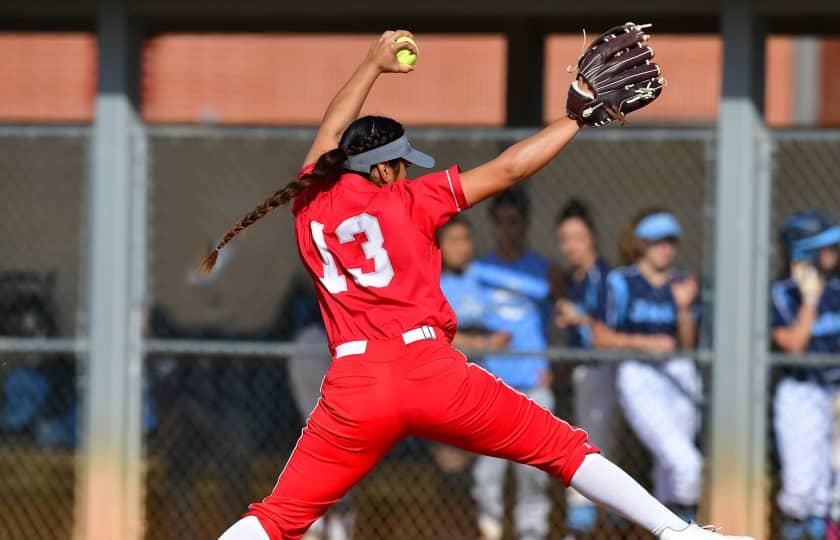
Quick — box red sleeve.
[401,165,469,237]
[297,163,316,180]
[291,164,317,214]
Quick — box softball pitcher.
[203,28,750,540]
[593,210,703,523]
[771,210,840,540]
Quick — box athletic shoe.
[659,524,754,540]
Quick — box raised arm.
[460,21,664,207]
[301,30,418,167]
[460,118,581,206]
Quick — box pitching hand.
[366,30,417,73]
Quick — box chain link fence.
[3,125,840,540]
[0,127,87,540]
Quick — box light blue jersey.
[440,266,492,331]
[474,251,551,389]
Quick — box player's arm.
[452,331,510,351]
[459,117,581,207]
[773,304,818,353]
[301,30,417,168]
[675,308,698,349]
[773,264,822,353]
[459,21,665,206]
[672,276,699,349]
[591,322,676,353]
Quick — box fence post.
[708,2,770,538]
[75,1,144,539]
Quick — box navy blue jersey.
[475,251,551,389]
[563,258,610,348]
[771,277,840,383]
[597,265,699,336]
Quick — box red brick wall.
[0,33,96,122]
[142,34,507,126]
[0,32,825,126]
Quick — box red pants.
[245,331,598,539]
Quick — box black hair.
[437,214,473,242]
[555,198,596,234]
[489,186,530,222]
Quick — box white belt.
[334,326,437,359]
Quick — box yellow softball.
[395,36,418,66]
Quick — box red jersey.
[293,164,469,349]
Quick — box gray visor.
[344,134,435,173]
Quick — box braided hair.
[199,116,405,273]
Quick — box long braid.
[198,176,316,273]
[198,115,405,274]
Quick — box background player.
[553,199,618,539]
[469,188,554,540]
[771,210,840,540]
[437,215,509,536]
[593,209,703,523]
[201,28,749,540]
[439,215,511,355]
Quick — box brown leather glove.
[566,22,665,127]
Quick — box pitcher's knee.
[546,428,600,486]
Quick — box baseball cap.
[344,134,435,173]
[634,212,682,242]
[781,210,840,262]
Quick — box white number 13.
[310,213,394,294]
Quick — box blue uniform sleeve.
[470,261,550,300]
[771,280,798,328]
[598,270,630,329]
[585,262,610,317]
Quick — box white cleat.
[659,524,754,540]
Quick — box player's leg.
[405,346,753,539]
[663,358,703,522]
[221,349,404,540]
[616,360,702,509]
[773,377,832,539]
[512,386,554,540]
[404,351,688,536]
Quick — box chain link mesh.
[0,129,86,539]
[5,126,840,540]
